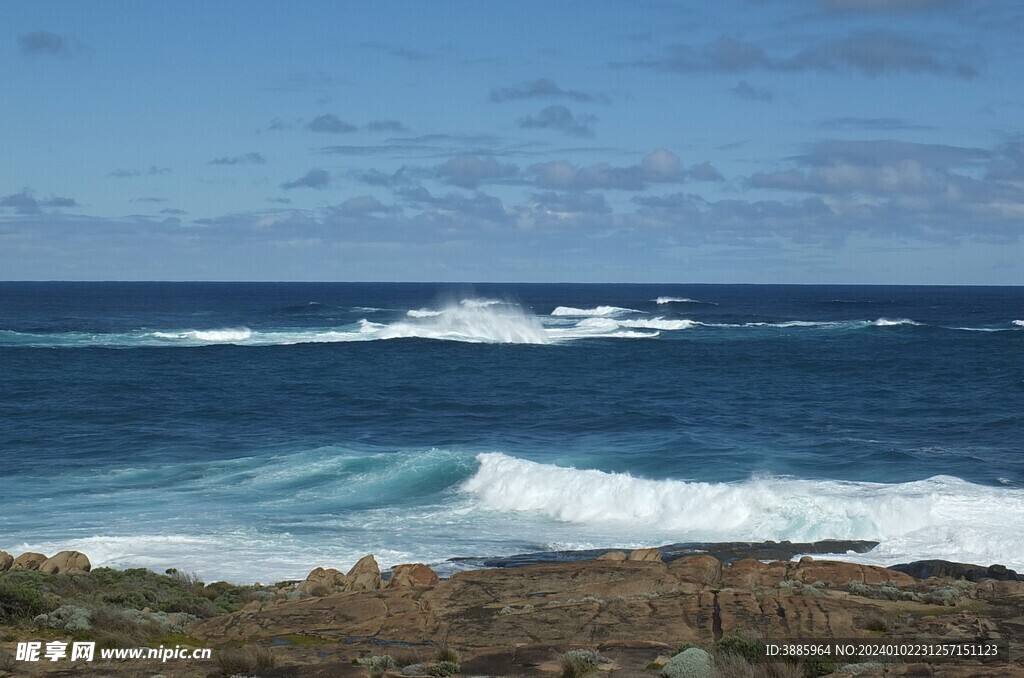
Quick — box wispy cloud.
[617,31,978,78]
[434,155,518,189]
[1,188,77,215]
[528,149,696,191]
[18,31,73,57]
[209,152,267,165]
[802,0,962,14]
[817,117,930,131]
[518,105,597,138]
[364,119,408,133]
[731,81,773,102]
[489,79,607,103]
[307,114,357,134]
[281,168,330,190]
[109,166,172,178]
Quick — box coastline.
[2,544,1021,677]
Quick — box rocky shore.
[1,545,1021,677]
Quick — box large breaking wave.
[10,448,1023,582]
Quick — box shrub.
[426,660,460,676]
[215,645,275,676]
[0,578,53,621]
[661,647,712,678]
[435,644,460,664]
[715,635,763,664]
[560,649,599,678]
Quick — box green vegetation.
[215,645,275,676]
[559,649,600,678]
[0,566,278,647]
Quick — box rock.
[39,550,91,575]
[628,548,663,563]
[299,566,346,595]
[668,555,722,587]
[597,551,628,561]
[660,647,711,678]
[889,559,1020,582]
[388,563,439,588]
[188,556,1024,678]
[11,552,47,570]
[343,554,382,591]
[0,551,12,572]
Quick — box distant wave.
[872,318,921,327]
[618,317,697,331]
[371,302,549,344]
[461,452,1024,570]
[655,296,714,305]
[551,305,641,317]
[4,305,1021,349]
[151,328,253,343]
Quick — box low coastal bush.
[215,645,275,676]
[0,565,278,647]
[0,577,54,622]
[559,649,599,678]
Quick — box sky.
[2,0,1023,284]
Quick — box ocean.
[1,282,1022,583]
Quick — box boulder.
[660,647,711,678]
[628,548,663,563]
[388,563,439,589]
[0,551,13,572]
[890,560,1020,582]
[596,551,627,561]
[343,554,382,591]
[668,555,722,587]
[40,550,91,575]
[299,567,347,595]
[11,552,47,571]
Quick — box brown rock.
[627,548,663,563]
[0,551,13,572]
[668,555,722,587]
[39,550,91,575]
[342,554,382,591]
[388,563,439,589]
[187,557,1024,678]
[11,552,47,570]
[299,566,347,595]
[597,551,627,561]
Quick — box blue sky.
[3,0,1023,283]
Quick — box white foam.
[1013,320,1024,328]
[872,318,921,327]
[655,296,711,305]
[151,328,253,343]
[551,306,640,317]
[374,301,549,344]
[408,309,443,318]
[459,298,504,308]
[618,317,697,331]
[460,452,1024,570]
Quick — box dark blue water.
[1,282,1022,581]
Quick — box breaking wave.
[460,452,1024,569]
[655,296,714,305]
[551,306,640,317]
[151,328,253,343]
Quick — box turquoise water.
[1,282,1022,581]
